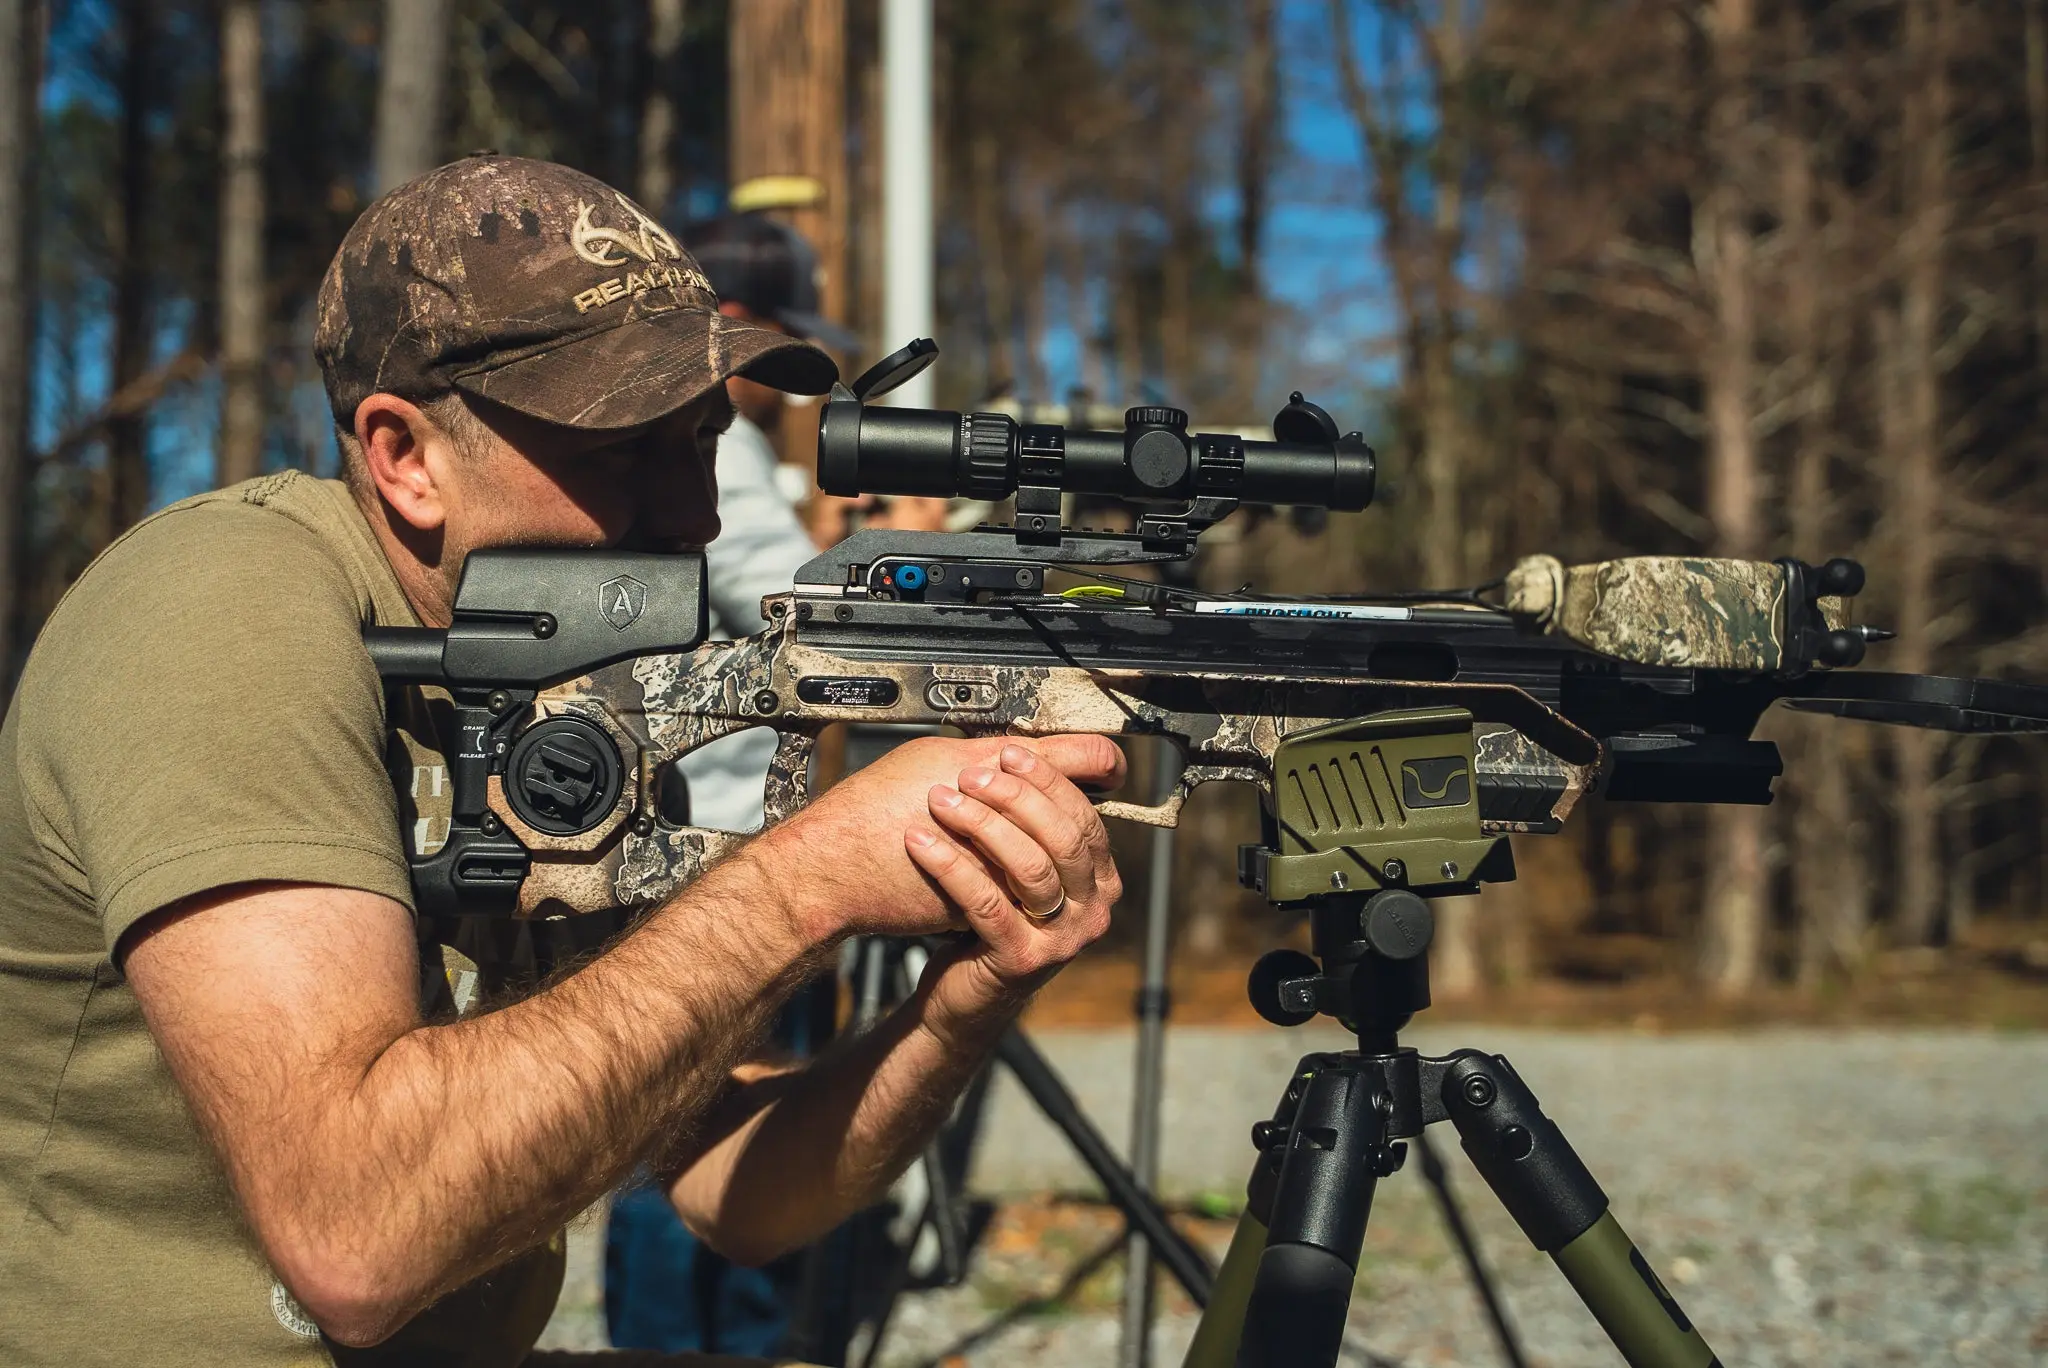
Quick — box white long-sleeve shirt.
[676,414,815,832]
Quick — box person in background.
[668,211,947,833]
[602,211,943,1358]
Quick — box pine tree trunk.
[1424,326,1488,998]
[1226,0,1277,420]
[217,0,265,488]
[2028,0,2048,387]
[639,0,686,212]
[1696,0,1765,997]
[1889,0,1952,948]
[971,135,1015,388]
[0,0,39,686]
[107,0,154,537]
[373,0,451,196]
[1778,96,1868,989]
[1794,724,1869,983]
[1416,6,1485,998]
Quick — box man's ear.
[355,394,448,532]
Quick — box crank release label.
[797,676,903,707]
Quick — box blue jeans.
[604,984,837,1356]
[603,1184,800,1356]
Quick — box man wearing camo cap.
[0,155,1124,1367]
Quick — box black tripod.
[1181,886,1720,1368]
[787,935,1218,1368]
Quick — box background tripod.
[783,934,1216,1367]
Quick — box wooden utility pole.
[729,0,847,327]
[373,0,452,195]
[0,0,40,682]
[217,0,265,487]
[729,0,848,492]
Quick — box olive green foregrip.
[1552,1211,1719,1368]
[1179,1208,1267,1368]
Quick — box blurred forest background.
[2,0,2045,1007]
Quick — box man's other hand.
[748,734,1125,960]
[906,742,1124,1037]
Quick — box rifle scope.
[816,394,1376,512]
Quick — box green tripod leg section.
[1552,1211,1718,1368]
[1439,1050,1721,1368]
[1178,1208,1267,1368]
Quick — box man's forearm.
[290,848,832,1337]
[669,956,1032,1264]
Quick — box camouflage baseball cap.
[314,155,837,431]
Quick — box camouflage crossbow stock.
[364,341,2048,921]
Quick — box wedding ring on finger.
[1021,890,1068,921]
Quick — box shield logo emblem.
[598,574,648,631]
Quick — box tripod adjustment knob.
[1247,949,1321,1027]
[1363,890,1434,961]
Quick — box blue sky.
[1029,0,1414,419]
[34,0,1420,510]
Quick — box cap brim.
[775,309,861,353]
[451,309,838,430]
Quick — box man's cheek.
[637,459,719,541]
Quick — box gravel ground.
[541,1026,2048,1367]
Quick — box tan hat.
[314,155,837,431]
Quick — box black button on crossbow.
[503,715,624,836]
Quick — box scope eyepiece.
[817,395,1376,514]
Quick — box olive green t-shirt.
[0,472,563,1367]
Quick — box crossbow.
[363,340,2048,920]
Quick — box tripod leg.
[1414,1130,1529,1368]
[1236,1054,1389,1368]
[1439,1051,1719,1368]
[994,1029,1215,1305]
[1120,750,1182,1368]
[1178,1209,1268,1368]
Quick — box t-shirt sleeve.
[16,501,417,954]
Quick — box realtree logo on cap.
[569,193,710,314]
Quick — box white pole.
[882,0,935,408]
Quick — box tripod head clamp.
[1241,707,1513,1044]
[1237,706,1510,902]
